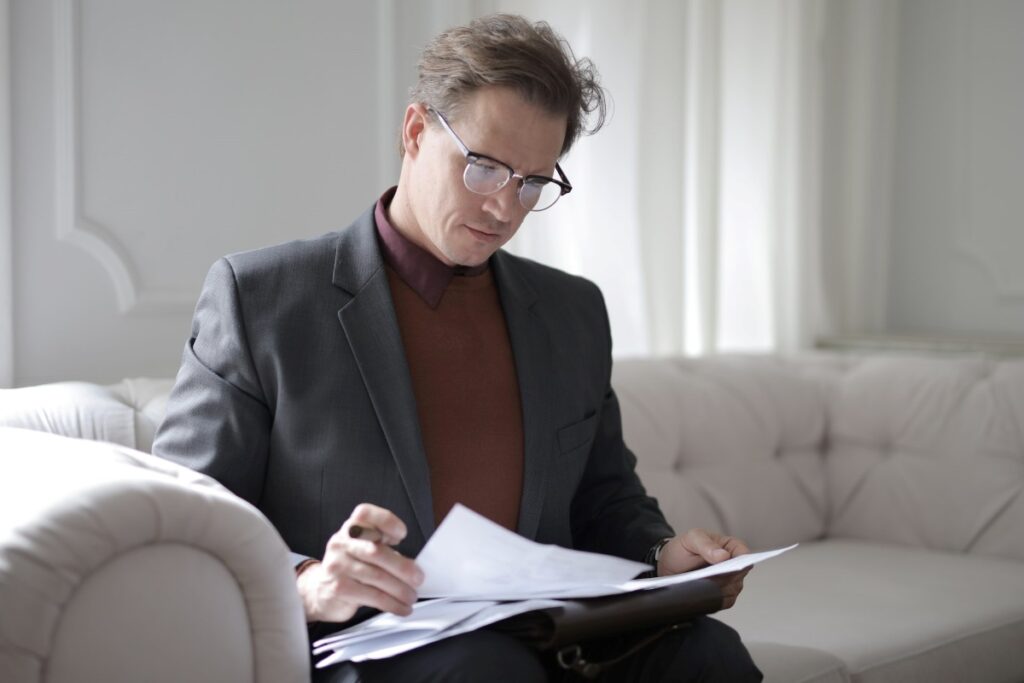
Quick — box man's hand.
[656,529,751,609]
[297,503,424,623]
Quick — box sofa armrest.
[0,427,308,682]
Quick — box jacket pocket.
[557,412,598,455]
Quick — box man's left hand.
[657,529,751,609]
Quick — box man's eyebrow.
[478,149,556,178]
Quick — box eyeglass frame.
[427,106,573,212]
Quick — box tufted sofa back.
[0,378,173,452]
[5,352,1023,562]
[613,353,1024,562]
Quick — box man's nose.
[482,181,520,223]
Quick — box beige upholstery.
[742,643,848,683]
[614,353,1024,683]
[0,378,172,452]
[613,356,832,551]
[825,356,1024,559]
[0,427,308,682]
[3,352,1022,682]
[716,540,1024,683]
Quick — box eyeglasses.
[428,107,572,212]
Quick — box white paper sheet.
[312,599,491,653]
[314,598,564,668]
[415,504,650,599]
[617,544,799,592]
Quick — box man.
[154,14,762,682]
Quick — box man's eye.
[473,160,504,175]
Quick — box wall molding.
[53,0,192,315]
[1,0,13,386]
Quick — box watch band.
[644,537,673,572]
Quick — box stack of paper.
[314,504,796,668]
[314,598,564,668]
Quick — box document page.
[415,504,650,599]
[313,599,493,653]
[617,544,799,591]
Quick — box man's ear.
[401,103,431,160]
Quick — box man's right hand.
[297,503,424,623]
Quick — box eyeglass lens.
[463,158,562,211]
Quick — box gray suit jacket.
[153,203,673,568]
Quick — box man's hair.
[406,14,607,158]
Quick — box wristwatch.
[644,537,673,573]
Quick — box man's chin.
[455,257,490,269]
[445,246,495,269]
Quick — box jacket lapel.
[332,208,436,542]
[493,251,555,541]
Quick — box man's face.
[403,87,567,267]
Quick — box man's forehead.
[447,88,566,172]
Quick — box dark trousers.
[312,616,763,683]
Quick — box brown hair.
[406,14,607,158]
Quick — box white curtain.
[474,0,831,357]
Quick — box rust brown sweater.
[385,264,525,530]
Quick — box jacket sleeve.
[568,288,675,563]
[570,386,676,563]
[152,257,273,512]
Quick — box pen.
[348,525,384,543]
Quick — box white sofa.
[2,352,1023,682]
[614,353,1024,683]
[0,380,309,682]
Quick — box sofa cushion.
[826,356,1024,561]
[715,539,1024,683]
[744,642,849,683]
[613,356,830,550]
[0,379,172,452]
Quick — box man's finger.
[722,536,750,557]
[685,529,732,564]
[346,538,425,588]
[347,503,408,546]
[332,576,415,618]
[340,555,419,607]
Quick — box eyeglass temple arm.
[554,164,572,194]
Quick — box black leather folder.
[488,577,724,651]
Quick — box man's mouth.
[465,225,501,242]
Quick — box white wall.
[8,0,406,386]
[4,1,1023,387]
[821,0,1024,343]
[885,0,1024,339]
